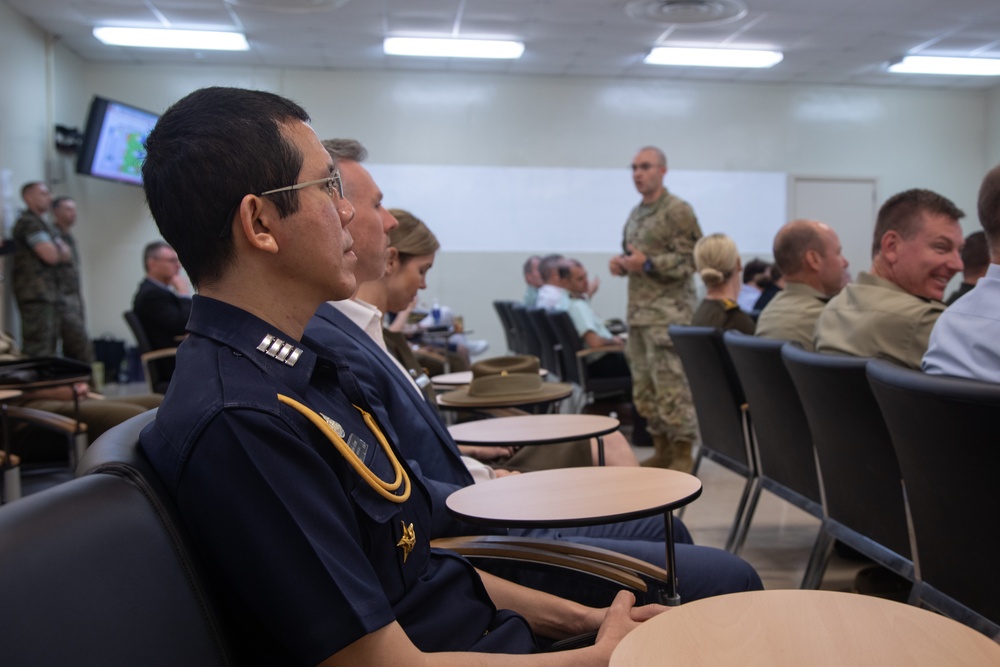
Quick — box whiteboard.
[368,163,787,257]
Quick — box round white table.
[446,466,702,605]
[448,413,619,465]
[611,589,1000,666]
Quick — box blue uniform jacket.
[141,296,533,665]
[306,303,497,539]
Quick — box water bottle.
[432,300,441,325]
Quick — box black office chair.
[782,345,913,591]
[868,360,1000,638]
[669,325,757,553]
[493,300,520,354]
[526,308,565,381]
[123,310,177,394]
[0,410,238,665]
[508,305,550,372]
[7,405,89,496]
[547,311,631,406]
[723,332,825,581]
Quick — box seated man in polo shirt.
[755,219,849,349]
[535,253,571,310]
[561,259,631,379]
[522,254,543,307]
[140,86,664,666]
[814,189,964,368]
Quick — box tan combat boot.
[668,441,694,474]
[640,434,676,468]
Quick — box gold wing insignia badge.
[396,521,416,563]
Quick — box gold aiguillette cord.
[277,394,410,503]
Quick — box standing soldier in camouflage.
[12,182,73,358]
[51,196,93,363]
[609,147,702,471]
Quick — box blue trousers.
[506,515,762,604]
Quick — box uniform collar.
[143,276,173,291]
[856,271,940,305]
[330,299,387,353]
[784,281,829,301]
[640,187,671,209]
[186,295,318,395]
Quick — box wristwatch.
[643,258,653,274]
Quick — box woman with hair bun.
[691,233,756,334]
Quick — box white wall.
[988,87,1000,168]
[0,2,48,214]
[0,2,51,332]
[1,27,997,355]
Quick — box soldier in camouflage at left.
[12,182,75,358]
[609,147,702,471]
[51,196,92,363]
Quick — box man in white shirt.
[535,254,571,311]
[923,165,1000,381]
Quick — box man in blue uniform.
[139,86,662,666]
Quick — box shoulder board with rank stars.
[257,334,304,366]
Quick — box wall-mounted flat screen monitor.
[75,96,158,186]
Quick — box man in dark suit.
[305,139,762,602]
[133,240,191,348]
[132,241,192,384]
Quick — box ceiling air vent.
[625,0,748,26]
[224,0,351,12]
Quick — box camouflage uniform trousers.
[625,324,697,444]
[58,295,93,363]
[17,300,59,358]
[16,298,92,363]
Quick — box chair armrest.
[435,534,668,581]
[6,406,87,436]
[575,348,630,394]
[475,407,532,418]
[141,348,178,364]
[432,536,647,592]
[575,345,625,358]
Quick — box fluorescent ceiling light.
[645,47,783,68]
[93,27,249,51]
[384,37,524,60]
[888,55,1000,76]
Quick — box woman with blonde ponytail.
[691,233,756,334]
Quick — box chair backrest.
[526,307,564,378]
[546,310,583,384]
[782,346,910,559]
[867,360,1000,628]
[0,411,236,666]
[509,305,546,369]
[123,310,153,354]
[546,311,631,403]
[723,332,822,513]
[669,325,752,475]
[124,310,176,393]
[493,300,519,354]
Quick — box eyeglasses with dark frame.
[217,170,344,238]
